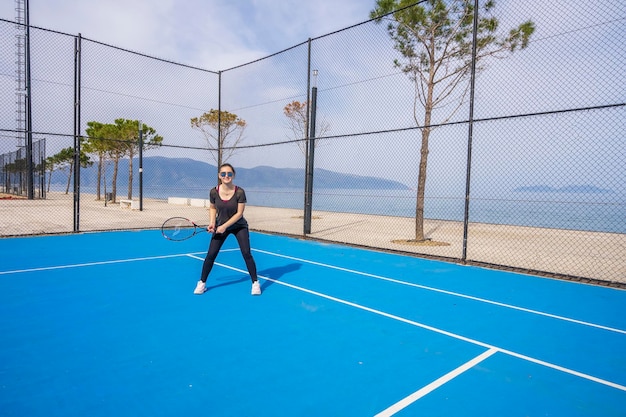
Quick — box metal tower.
[15,0,27,148]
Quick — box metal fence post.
[304,69,318,235]
[462,0,480,262]
[73,33,81,232]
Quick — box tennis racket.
[161,217,211,241]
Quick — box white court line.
[252,248,626,335]
[0,249,241,276]
[0,252,207,275]
[187,254,626,394]
[374,348,499,417]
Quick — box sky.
[1,0,624,197]
[0,0,374,70]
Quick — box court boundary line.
[187,254,626,394]
[0,249,246,276]
[0,252,207,275]
[374,348,499,417]
[252,248,626,335]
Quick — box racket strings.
[162,217,197,241]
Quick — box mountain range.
[50,156,410,190]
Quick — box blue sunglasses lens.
[220,172,233,177]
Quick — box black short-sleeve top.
[209,185,248,230]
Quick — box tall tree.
[191,109,246,169]
[52,147,92,194]
[113,119,162,199]
[85,121,114,200]
[283,100,331,155]
[85,119,162,202]
[44,154,60,193]
[371,0,534,241]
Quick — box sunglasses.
[219,172,234,178]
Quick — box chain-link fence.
[1,138,45,198]
[1,1,624,286]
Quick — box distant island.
[51,156,410,190]
[513,184,613,194]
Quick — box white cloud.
[0,0,374,70]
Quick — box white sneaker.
[251,281,261,296]
[194,281,207,294]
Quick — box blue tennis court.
[1,230,625,416]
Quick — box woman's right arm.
[207,203,217,232]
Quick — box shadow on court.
[207,275,250,291]
[206,263,301,292]
[258,263,302,291]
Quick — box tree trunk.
[112,159,119,203]
[415,127,430,241]
[96,154,103,200]
[413,53,438,242]
[127,152,134,200]
[65,163,73,194]
[415,76,434,242]
[46,169,52,193]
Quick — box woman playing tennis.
[194,163,261,295]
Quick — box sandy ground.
[1,192,624,286]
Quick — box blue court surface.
[0,230,625,416]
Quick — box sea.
[61,186,626,234]
[241,188,626,234]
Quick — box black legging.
[200,226,258,283]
